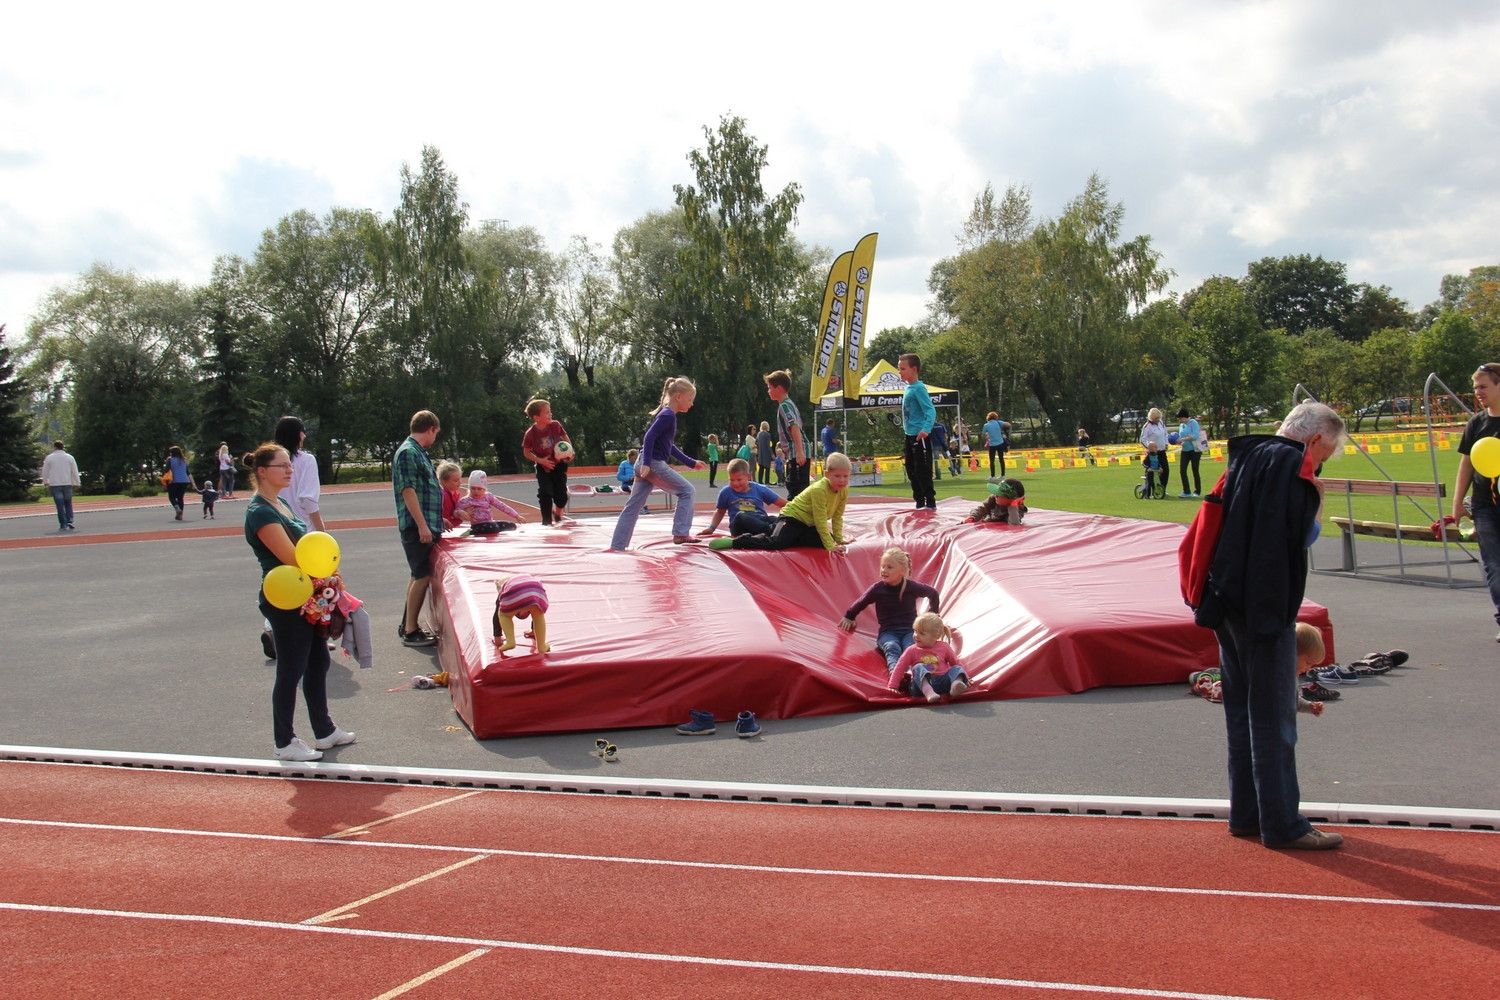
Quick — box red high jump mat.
[430,499,1332,738]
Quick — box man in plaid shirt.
[394,410,443,647]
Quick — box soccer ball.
[554,440,574,461]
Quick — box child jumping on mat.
[610,377,706,550]
[891,611,969,702]
[709,453,852,553]
[838,546,941,675]
[698,457,785,537]
[522,397,574,526]
[456,470,520,529]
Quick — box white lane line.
[0,901,1271,1000]
[2,815,1495,912]
[303,854,489,925]
[323,790,485,840]
[370,947,489,999]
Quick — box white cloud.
[1,0,1497,345]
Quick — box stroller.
[1134,452,1167,499]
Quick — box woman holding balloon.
[243,443,355,761]
[1454,363,1500,640]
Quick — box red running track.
[2,761,1497,999]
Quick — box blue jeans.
[49,485,74,528]
[877,627,914,673]
[611,460,694,549]
[1471,505,1500,627]
[1215,612,1310,845]
[911,663,968,696]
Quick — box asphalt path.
[2,478,1495,812]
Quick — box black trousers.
[905,435,935,508]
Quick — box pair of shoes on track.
[273,727,356,762]
[676,710,760,738]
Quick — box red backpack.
[1178,471,1229,612]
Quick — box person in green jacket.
[710,453,852,553]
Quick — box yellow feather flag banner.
[808,251,854,402]
[843,233,878,401]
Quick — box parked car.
[1110,409,1144,426]
[1356,399,1411,416]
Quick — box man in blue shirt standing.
[820,418,841,458]
[898,353,936,510]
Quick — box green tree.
[462,221,555,472]
[1350,328,1417,430]
[386,146,479,462]
[1280,326,1359,409]
[250,206,389,482]
[944,175,1171,443]
[1342,283,1413,343]
[1181,276,1280,434]
[196,255,263,481]
[1413,310,1480,393]
[0,326,43,501]
[553,235,619,386]
[666,115,816,442]
[1243,254,1354,338]
[22,263,203,491]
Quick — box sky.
[3,1,1498,348]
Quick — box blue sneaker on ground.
[676,709,716,735]
[735,711,761,738]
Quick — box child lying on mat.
[966,477,1026,524]
[891,612,969,703]
[708,453,852,553]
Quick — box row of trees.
[6,112,1500,499]
[899,179,1500,441]
[15,118,826,493]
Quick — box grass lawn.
[706,432,1468,532]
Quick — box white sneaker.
[274,737,323,761]
[314,726,357,750]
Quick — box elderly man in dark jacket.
[1195,401,1345,850]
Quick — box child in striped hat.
[493,574,550,653]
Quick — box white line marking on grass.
[304,854,489,925]
[370,947,489,999]
[3,815,1496,912]
[0,901,1272,1000]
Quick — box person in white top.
[1139,407,1171,485]
[274,415,325,531]
[40,440,81,531]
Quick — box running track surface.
[3,762,1497,999]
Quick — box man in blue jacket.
[1196,401,1345,849]
[898,353,936,509]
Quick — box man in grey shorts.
[393,410,443,647]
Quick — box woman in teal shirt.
[244,443,355,762]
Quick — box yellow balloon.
[295,531,341,577]
[263,564,313,610]
[1472,437,1500,479]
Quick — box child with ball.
[522,398,574,526]
[838,546,941,675]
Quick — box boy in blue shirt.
[697,458,786,536]
[898,353,937,509]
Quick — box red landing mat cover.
[431,500,1332,738]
